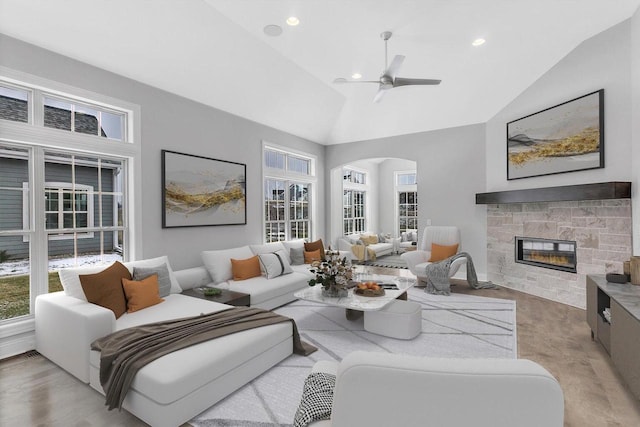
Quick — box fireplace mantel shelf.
[476,182,631,205]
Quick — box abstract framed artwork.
[506,89,604,180]
[162,150,246,228]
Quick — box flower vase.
[322,284,348,298]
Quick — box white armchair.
[401,226,466,285]
[305,351,564,427]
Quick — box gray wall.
[486,19,633,191]
[0,33,326,270]
[326,124,487,276]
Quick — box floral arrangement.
[308,251,354,294]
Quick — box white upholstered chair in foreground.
[401,225,466,285]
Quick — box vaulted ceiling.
[1,0,638,144]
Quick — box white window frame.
[342,165,368,235]
[22,182,95,241]
[0,67,142,358]
[395,170,418,236]
[262,142,316,243]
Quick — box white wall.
[486,20,633,192]
[0,34,326,270]
[632,8,640,254]
[326,124,487,275]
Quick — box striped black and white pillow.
[293,372,336,427]
[258,250,293,279]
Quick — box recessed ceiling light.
[351,73,362,79]
[286,16,300,26]
[263,24,283,37]
[472,38,486,46]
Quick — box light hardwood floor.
[1,266,639,426]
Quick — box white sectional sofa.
[34,247,314,427]
[337,233,394,262]
[304,351,564,427]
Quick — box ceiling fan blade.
[333,78,380,84]
[384,55,405,79]
[393,77,441,87]
[373,88,387,103]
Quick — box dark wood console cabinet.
[586,275,640,400]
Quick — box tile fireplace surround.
[486,199,632,308]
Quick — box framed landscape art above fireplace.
[506,89,604,180]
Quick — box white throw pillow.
[257,250,293,279]
[250,242,286,256]
[124,256,182,294]
[58,264,115,301]
[202,246,254,284]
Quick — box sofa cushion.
[429,243,459,262]
[202,246,254,284]
[133,264,172,297]
[124,256,182,294]
[282,239,306,264]
[229,272,308,306]
[304,249,322,264]
[59,264,118,301]
[290,247,305,265]
[250,242,287,257]
[231,256,262,281]
[360,234,378,245]
[304,239,326,260]
[79,261,131,318]
[122,275,164,313]
[346,233,361,245]
[258,250,293,279]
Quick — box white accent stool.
[364,300,422,339]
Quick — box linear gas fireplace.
[515,236,577,273]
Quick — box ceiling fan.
[334,31,441,103]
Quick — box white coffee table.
[294,274,415,320]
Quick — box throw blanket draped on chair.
[424,252,496,295]
[91,306,316,410]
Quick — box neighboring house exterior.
[0,95,117,259]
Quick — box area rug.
[363,253,408,269]
[189,287,516,427]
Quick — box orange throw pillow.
[304,239,326,260]
[231,256,262,281]
[429,243,459,262]
[122,274,164,313]
[79,261,131,319]
[304,249,322,264]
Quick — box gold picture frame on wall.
[506,89,604,180]
[161,150,246,228]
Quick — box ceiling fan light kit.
[334,31,441,103]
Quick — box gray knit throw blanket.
[424,252,496,295]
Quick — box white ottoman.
[364,300,422,339]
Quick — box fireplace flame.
[527,251,573,267]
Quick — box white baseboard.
[0,331,35,360]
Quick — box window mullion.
[31,147,48,304]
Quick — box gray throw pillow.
[133,264,172,297]
[290,247,305,265]
[293,372,336,427]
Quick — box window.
[44,183,93,237]
[0,72,138,340]
[396,171,418,235]
[398,191,418,233]
[263,144,315,242]
[343,190,366,234]
[0,83,30,123]
[43,96,125,141]
[343,168,366,184]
